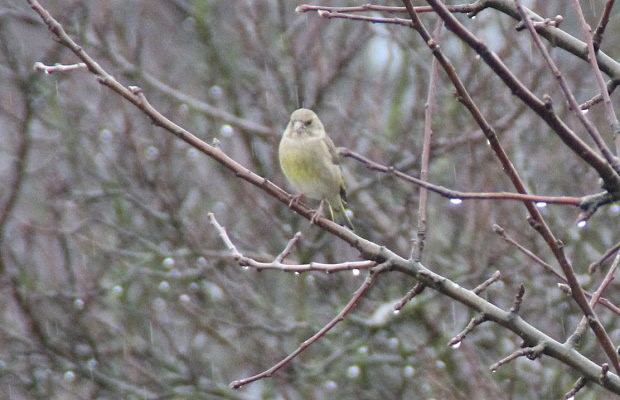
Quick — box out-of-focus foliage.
[0,0,619,399]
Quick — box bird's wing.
[323,134,341,167]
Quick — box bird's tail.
[326,197,354,230]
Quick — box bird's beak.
[293,120,305,132]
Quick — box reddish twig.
[589,240,620,274]
[295,3,481,15]
[592,0,616,51]
[230,263,388,388]
[343,149,584,206]
[393,282,426,312]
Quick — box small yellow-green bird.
[279,108,354,230]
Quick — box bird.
[278,108,354,230]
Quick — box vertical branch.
[411,19,443,262]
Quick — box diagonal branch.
[592,0,615,51]
[229,262,389,389]
[426,0,620,375]
[571,0,620,158]
[514,0,619,178]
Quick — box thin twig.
[208,213,242,259]
[295,3,481,15]
[33,61,87,73]
[274,232,302,263]
[564,376,588,400]
[493,224,564,281]
[342,149,583,206]
[494,224,620,314]
[516,0,619,177]
[411,18,442,262]
[393,282,426,312]
[448,313,487,348]
[472,271,502,295]
[571,0,620,161]
[209,213,375,273]
[490,343,545,372]
[230,263,389,389]
[589,240,620,274]
[592,0,616,51]
[509,284,526,314]
[568,252,620,347]
[316,9,413,27]
[589,252,620,309]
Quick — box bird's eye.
[304,120,312,126]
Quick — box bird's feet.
[310,200,325,225]
[288,193,304,208]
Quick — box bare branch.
[472,271,502,295]
[296,3,481,15]
[509,284,526,314]
[564,376,588,400]
[490,343,545,372]
[425,0,620,192]
[568,252,620,347]
[343,149,584,206]
[571,0,620,157]
[230,263,389,389]
[589,240,620,274]
[208,213,243,259]
[393,282,426,312]
[514,0,620,373]
[209,213,376,273]
[448,313,487,348]
[33,61,87,73]
[25,0,620,394]
[427,0,620,375]
[515,0,619,176]
[274,232,303,263]
[592,0,616,51]
[493,224,620,315]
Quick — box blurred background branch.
[1,0,619,398]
